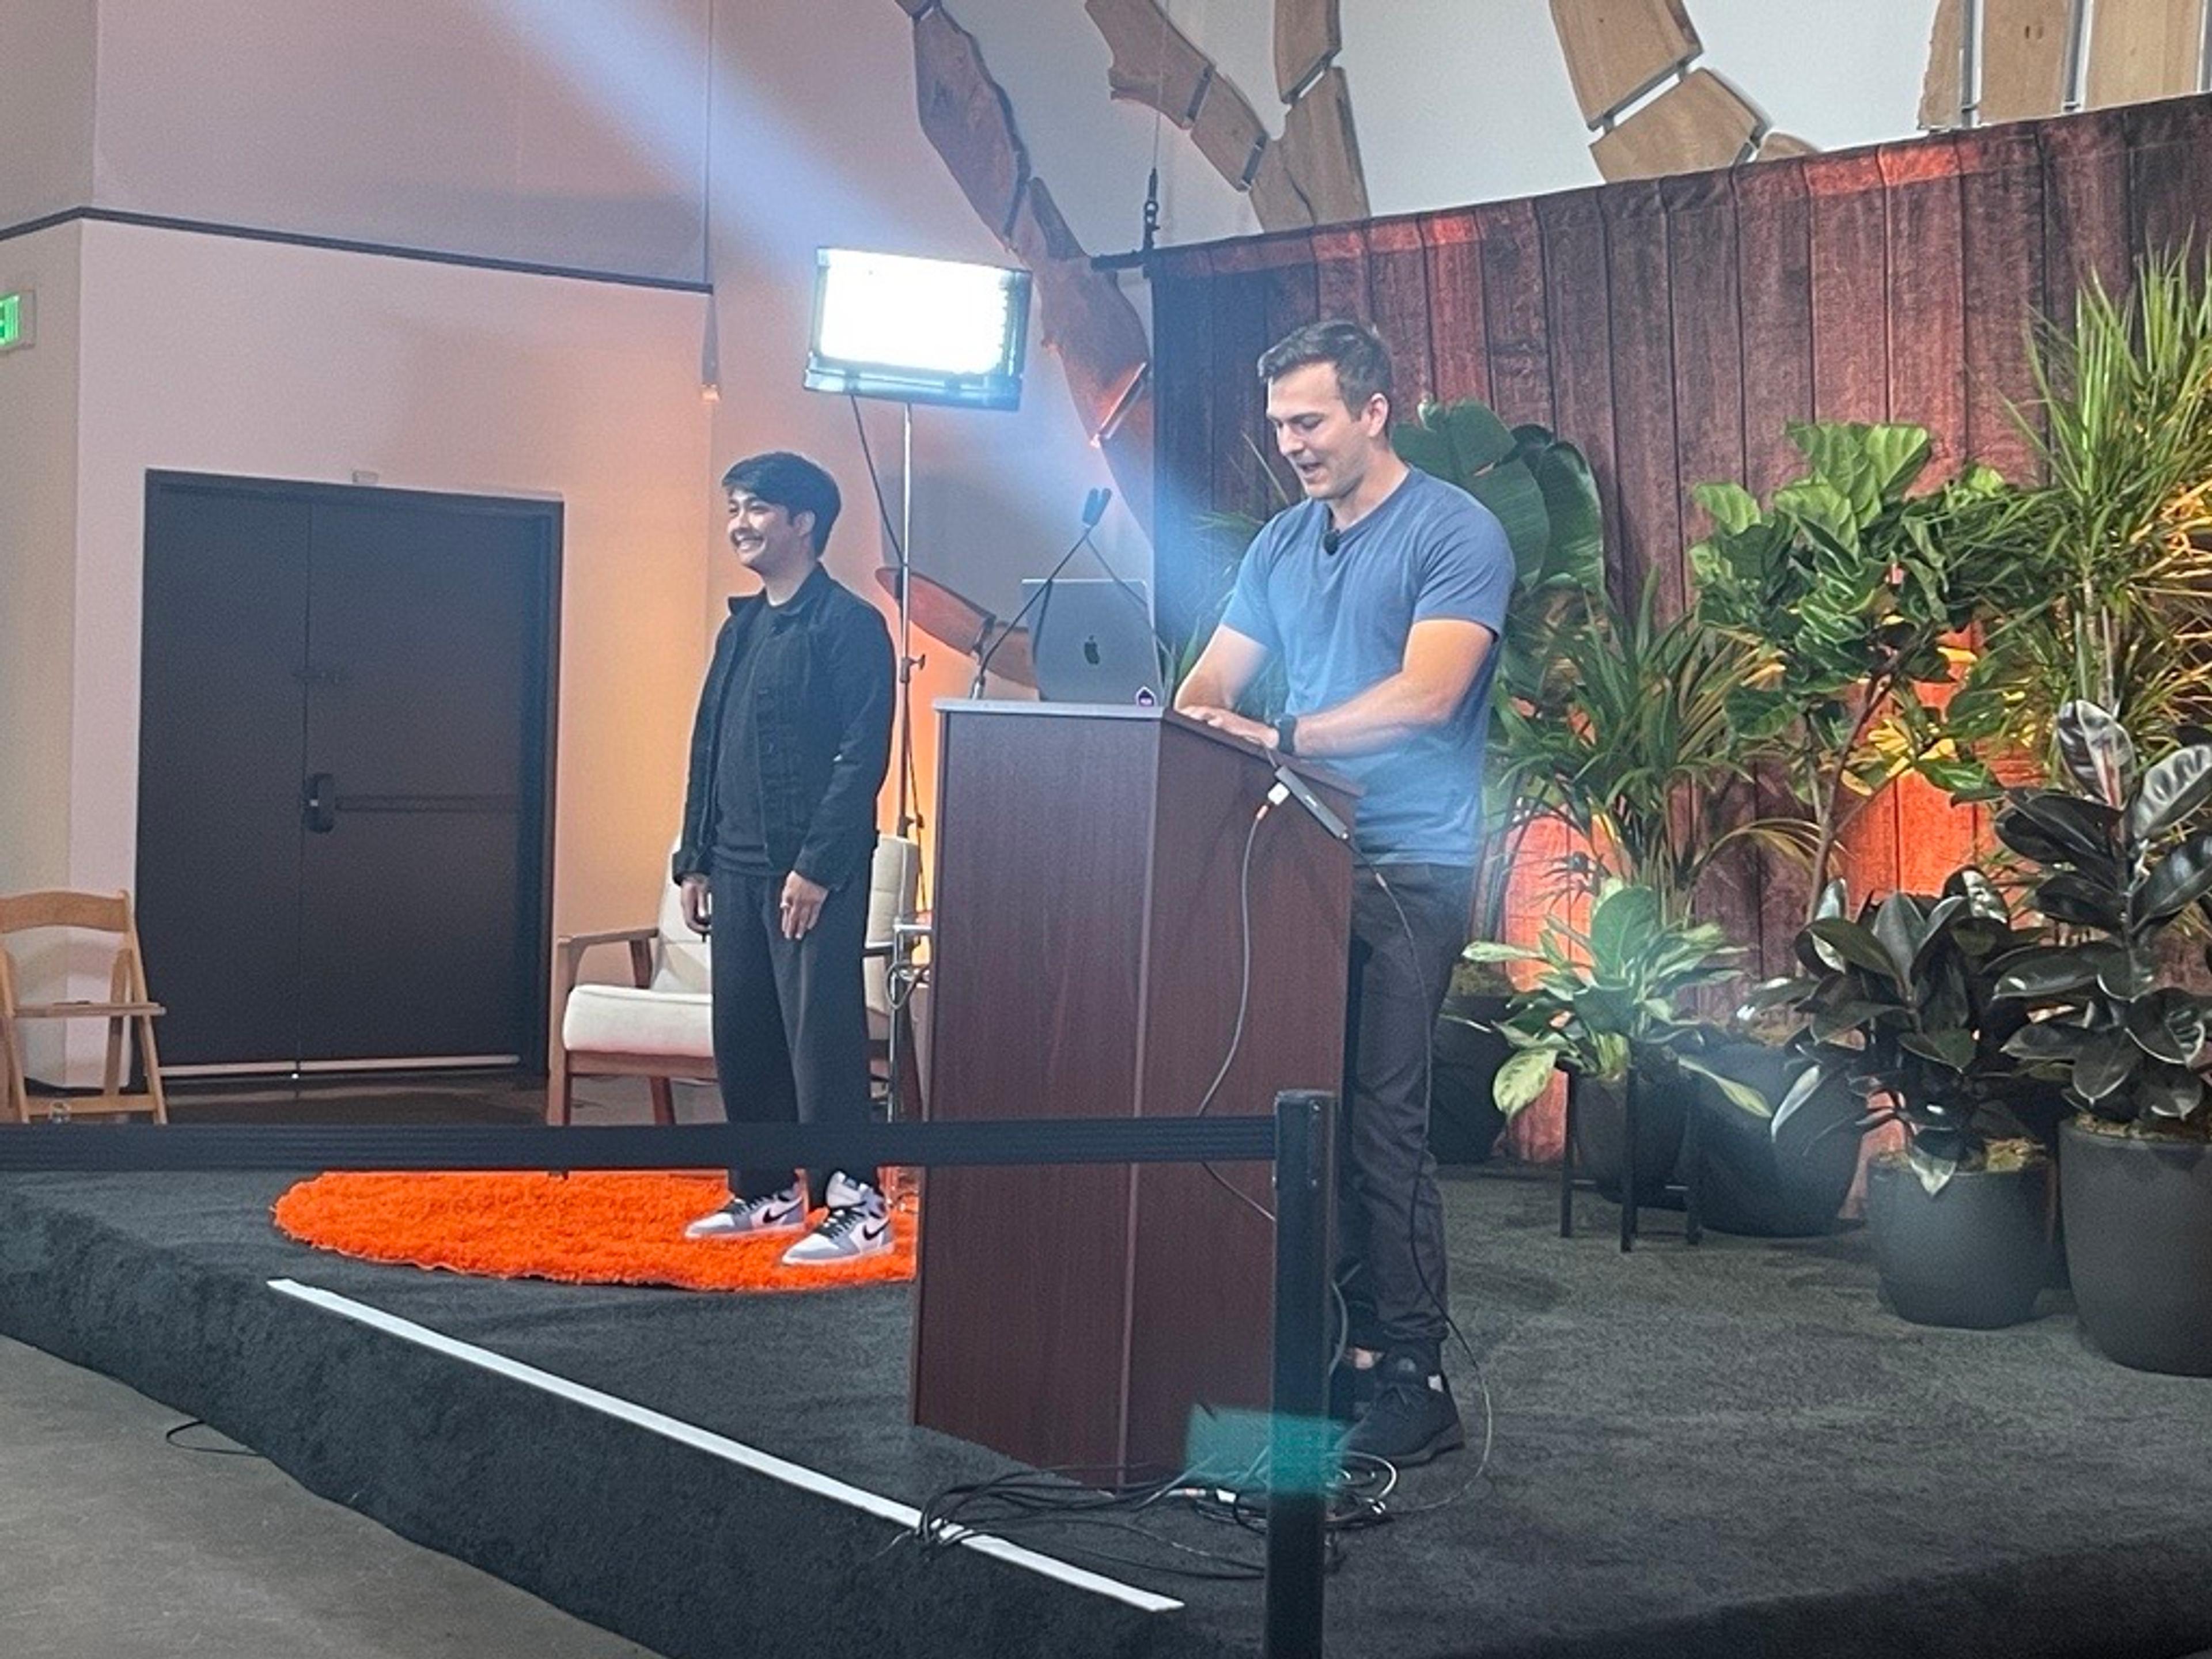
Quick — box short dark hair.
[720,451,842,556]
[1256,319,1393,416]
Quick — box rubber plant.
[1744,869,2063,1193]
[1990,702,2212,1131]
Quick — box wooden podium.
[911,703,1355,1475]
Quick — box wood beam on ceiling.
[1550,0,1702,124]
[1086,0,1212,127]
[2086,0,2209,107]
[1590,69,1761,180]
[1919,0,1968,127]
[1275,0,1342,101]
[1979,0,2074,123]
[1275,67,1369,225]
[913,6,1029,238]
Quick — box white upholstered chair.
[549,835,921,1126]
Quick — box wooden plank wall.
[1150,93,2212,976]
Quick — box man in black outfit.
[673,451,896,1264]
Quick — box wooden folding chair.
[0,891,169,1124]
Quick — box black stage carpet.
[3,1165,2210,1659]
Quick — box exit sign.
[0,289,32,353]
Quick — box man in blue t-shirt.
[1178,319,1513,1467]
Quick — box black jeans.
[709,864,876,1207]
[1337,862,1474,1373]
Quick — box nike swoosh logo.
[861,1219,888,1244]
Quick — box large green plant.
[1689,421,2028,916]
[1390,400,1605,709]
[1502,582,1812,919]
[1746,871,2062,1193]
[1949,249,2212,766]
[1990,702,2212,1131]
[1466,880,1767,1118]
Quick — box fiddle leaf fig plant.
[1688,420,2028,916]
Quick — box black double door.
[137,474,558,1075]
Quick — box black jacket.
[674,563,895,891]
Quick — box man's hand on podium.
[1182,704,1274,749]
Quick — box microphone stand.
[969,494,1109,698]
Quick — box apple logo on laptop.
[1083,636,1102,666]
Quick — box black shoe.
[1340,1353,1464,1467]
[1327,1359,1378,1425]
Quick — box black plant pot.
[2061,1118,2212,1375]
[1429,997,1509,1165]
[1570,1067,1685,1206]
[1863,1156,2051,1330]
[1686,1043,1858,1237]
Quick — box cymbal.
[875,565,1035,688]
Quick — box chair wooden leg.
[103,1018,126,1099]
[0,1019,25,1125]
[138,1015,168,1125]
[546,1037,570,1126]
[648,1076,676,1126]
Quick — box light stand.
[803,249,1032,1128]
[896,401,916,838]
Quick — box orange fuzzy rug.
[271,1172,916,1293]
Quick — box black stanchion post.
[1265,1088,1332,1659]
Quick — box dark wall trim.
[0,205,711,295]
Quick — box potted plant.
[1949,249,2212,768]
[1688,421,2031,913]
[1672,1022,1863,1238]
[1471,881,1766,1203]
[1748,870,2065,1328]
[1494,578,1827,1215]
[1989,702,2212,1373]
[1502,582,1811,914]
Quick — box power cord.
[897,1459,1294,1583]
[902,1443,1407,1587]
[1190,797,1281,1226]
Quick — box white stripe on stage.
[266,1278,1186,1613]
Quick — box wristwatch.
[1273,714,1298,756]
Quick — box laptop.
[1022,577,1166,707]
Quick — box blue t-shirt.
[1221,468,1514,866]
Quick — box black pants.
[709,864,876,1207]
[1337,862,1474,1373]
